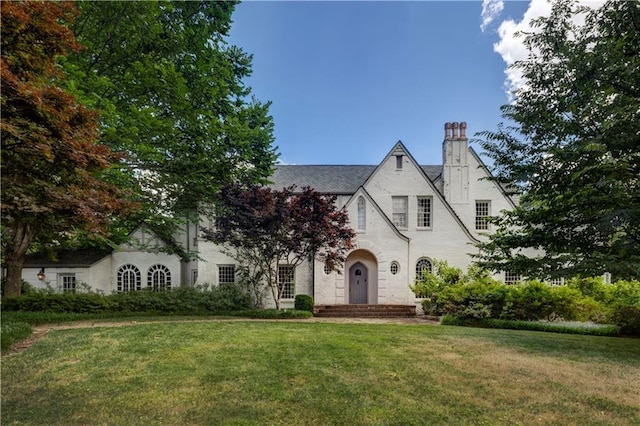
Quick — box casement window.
[475,201,490,230]
[192,269,199,285]
[218,265,236,286]
[392,196,408,228]
[148,264,171,291]
[396,155,403,169]
[357,197,366,231]
[415,258,433,279]
[117,264,141,293]
[504,271,521,284]
[278,265,295,299]
[60,274,76,293]
[417,196,432,228]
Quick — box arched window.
[148,264,171,291]
[357,197,366,231]
[117,264,141,293]
[415,258,433,279]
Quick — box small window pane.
[323,263,332,275]
[504,271,521,284]
[148,264,171,292]
[417,197,432,228]
[392,196,408,228]
[218,265,236,286]
[278,265,295,299]
[61,275,76,293]
[476,201,490,230]
[415,258,433,279]
[357,197,366,231]
[390,262,399,275]
[117,264,141,293]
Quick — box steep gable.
[361,141,479,243]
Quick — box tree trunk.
[3,220,33,297]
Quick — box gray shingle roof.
[23,248,113,267]
[270,164,442,194]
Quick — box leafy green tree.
[1,1,130,297]
[203,185,355,309]
[475,0,640,280]
[63,1,277,245]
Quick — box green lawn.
[2,321,639,425]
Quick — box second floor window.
[392,196,408,228]
[357,197,366,231]
[476,201,490,230]
[417,196,432,228]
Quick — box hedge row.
[414,262,640,335]
[2,286,252,314]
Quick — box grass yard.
[2,321,639,425]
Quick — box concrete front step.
[314,304,416,318]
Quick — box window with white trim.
[218,265,236,286]
[148,264,171,291]
[504,271,521,284]
[392,196,408,228]
[357,197,366,231]
[415,258,433,279]
[417,196,432,228]
[475,201,490,230]
[278,265,295,299]
[60,274,76,293]
[390,261,399,275]
[117,264,141,293]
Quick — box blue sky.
[227,1,532,166]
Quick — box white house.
[198,121,517,308]
[20,121,517,308]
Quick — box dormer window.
[396,155,403,169]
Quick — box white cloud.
[492,0,606,99]
[480,0,504,32]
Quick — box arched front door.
[349,262,368,304]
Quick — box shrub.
[609,302,640,336]
[566,277,608,301]
[294,294,314,312]
[2,285,252,314]
[501,281,582,321]
[430,280,506,319]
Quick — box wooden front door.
[349,262,368,304]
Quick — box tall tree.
[63,1,277,242]
[203,185,355,309]
[1,1,130,296]
[475,0,640,280]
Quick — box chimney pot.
[452,122,459,139]
[460,122,467,139]
[445,122,452,139]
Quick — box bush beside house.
[413,261,640,336]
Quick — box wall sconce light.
[37,268,46,281]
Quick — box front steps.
[313,304,416,318]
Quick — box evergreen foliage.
[475,0,640,280]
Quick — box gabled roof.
[364,141,481,244]
[270,164,443,194]
[346,187,410,242]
